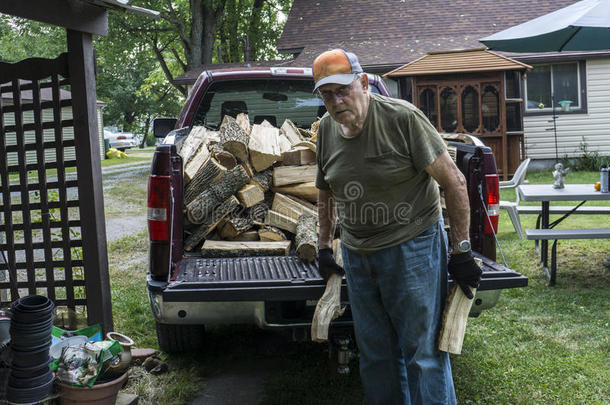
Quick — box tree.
[125,0,292,95]
[0,15,65,62]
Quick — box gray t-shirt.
[316,93,446,253]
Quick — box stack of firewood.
[180,114,321,261]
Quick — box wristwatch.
[452,240,471,254]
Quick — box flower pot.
[10,296,54,322]
[105,332,134,375]
[10,363,51,379]
[57,371,128,405]
[8,368,53,388]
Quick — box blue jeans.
[342,220,456,405]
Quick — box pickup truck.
[147,67,527,354]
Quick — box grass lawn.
[109,170,609,405]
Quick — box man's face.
[318,75,369,126]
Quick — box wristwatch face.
[457,240,471,252]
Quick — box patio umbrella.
[480,0,610,161]
[480,0,610,52]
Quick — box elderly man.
[314,49,481,405]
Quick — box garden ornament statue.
[552,163,569,189]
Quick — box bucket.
[57,371,127,405]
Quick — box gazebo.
[0,0,158,333]
[385,49,532,179]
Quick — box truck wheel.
[156,322,205,353]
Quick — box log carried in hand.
[295,215,318,262]
[219,115,249,162]
[186,165,249,224]
[437,257,482,354]
[311,239,345,342]
[184,196,240,251]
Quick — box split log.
[248,124,282,171]
[298,128,314,139]
[247,201,269,223]
[282,146,316,166]
[272,193,317,221]
[311,241,345,342]
[184,158,226,205]
[184,196,240,251]
[219,115,249,162]
[285,194,316,211]
[258,226,286,241]
[179,126,207,165]
[273,165,317,187]
[278,133,292,154]
[271,182,318,203]
[264,210,297,234]
[236,184,265,208]
[200,240,291,258]
[214,150,238,169]
[241,161,255,178]
[235,113,251,135]
[295,215,318,262]
[292,140,316,153]
[280,119,302,145]
[252,169,273,192]
[184,141,211,184]
[229,231,259,242]
[219,216,253,239]
[186,165,249,224]
[437,257,482,354]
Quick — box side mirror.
[153,117,178,138]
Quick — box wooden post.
[67,29,113,333]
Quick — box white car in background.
[103,126,138,152]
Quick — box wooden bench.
[525,228,610,285]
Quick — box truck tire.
[156,322,205,353]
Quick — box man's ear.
[360,73,369,90]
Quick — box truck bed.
[151,252,527,303]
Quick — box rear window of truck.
[192,78,381,130]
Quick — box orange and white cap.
[312,49,363,92]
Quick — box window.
[525,62,581,112]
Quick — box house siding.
[523,58,610,160]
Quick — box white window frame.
[524,61,581,112]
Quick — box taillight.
[484,174,499,234]
[117,135,126,140]
[148,175,171,241]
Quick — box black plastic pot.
[10,328,53,349]
[10,341,51,368]
[8,368,53,388]
[6,375,54,404]
[10,296,54,323]
[10,363,51,379]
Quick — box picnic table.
[517,184,610,285]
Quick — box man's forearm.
[444,178,470,248]
[317,189,336,249]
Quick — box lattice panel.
[0,54,87,314]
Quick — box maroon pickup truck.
[147,67,527,354]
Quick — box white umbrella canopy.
[480,0,610,52]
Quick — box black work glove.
[448,251,482,299]
[317,248,345,281]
